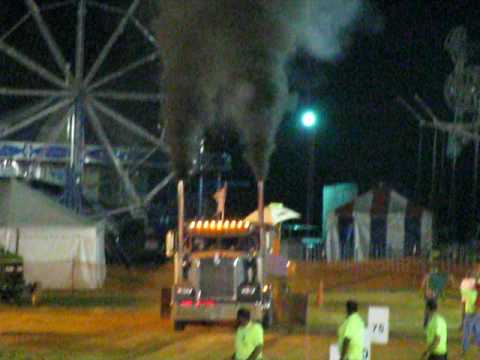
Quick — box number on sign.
[372,323,384,333]
[363,348,369,360]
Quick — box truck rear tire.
[262,306,274,329]
[174,321,186,331]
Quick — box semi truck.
[165,218,274,330]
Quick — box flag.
[213,183,227,219]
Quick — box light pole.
[301,109,319,226]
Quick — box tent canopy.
[326,187,433,261]
[244,203,301,225]
[334,187,424,217]
[0,179,93,227]
[0,179,105,289]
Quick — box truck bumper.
[172,302,266,322]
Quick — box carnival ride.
[0,0,172,217]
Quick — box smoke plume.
[154,0,382,179]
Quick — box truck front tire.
[174,321,186,331]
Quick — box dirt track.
[0,305,434,360]
[0,263,477,359]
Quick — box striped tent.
[326,187,433,261]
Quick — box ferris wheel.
[0,0,172,215]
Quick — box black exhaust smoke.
[153,0,382,180]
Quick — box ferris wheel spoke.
[88,50,161,91]
[84,100,142,206]
[89,98,163,147]
[144,172,175,205]
[39,0,76,12]
[0,98,72,138]
[75,0,87,82]
[84,0,141,86]
[0,13,31,42]
[0,40,66,88]
[128,143,167,174]
[92,90,162,102]
[86,1,160,49]
[33,114,70,162]
[0,97,56,125]
[25,0,71,80]
[0,87,69,97]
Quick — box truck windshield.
[191,235,258,252]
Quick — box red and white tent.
[326,187,433,261]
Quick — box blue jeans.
[463,313,480,352]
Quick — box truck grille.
[198,258,235,299]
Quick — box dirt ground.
[0,305,473,360]
[0,264,478,359]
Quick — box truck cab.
[168,219,274,330]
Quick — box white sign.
[368,306,390,344]
[329,332,371,360]
[363,331,371,360]
[329,344,340,360]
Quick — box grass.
[1,263,479,359]
[308,290,462,338]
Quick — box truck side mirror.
[165,230,175,258]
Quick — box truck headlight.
[238,284,261,302]
[176,286,195,296]
[174,286,196,301]
[5,265,15,273]
[240,286,257,296]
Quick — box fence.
[287,257,474,293]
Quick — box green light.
[301,110,317,128]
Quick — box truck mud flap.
[160,287,172,318]
[275,292,309,326]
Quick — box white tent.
[0,179,106,289]
[244,203,301,225]
[326,187,433,261]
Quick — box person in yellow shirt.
[338,300,365,360]
[232,308,263,360]
[421,299,447,360]
[460,272,479,356]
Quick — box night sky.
[258,0,480,231]
[1,1,480,234]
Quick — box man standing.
[421,299,448,360]
[232,308,263,360]
[338,300,365,360]
[420,265,454,327]
[460,273,479,356]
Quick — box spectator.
[460,271,479,356]
[338,300,365,360]
[231,308,263,360]
[421,299,448,360]
[420,265,454,328]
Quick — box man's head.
[346,300,358,316]
[426,299,437,316]
[237,308,251,327]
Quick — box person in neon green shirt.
[232,308,263,360]
[338,300,365,360]
[421,299,447,360]
[460,273,479,356]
